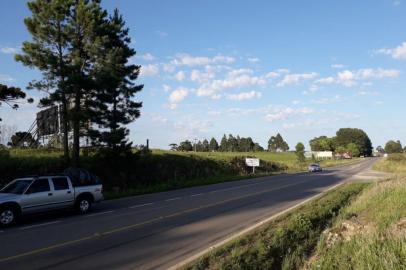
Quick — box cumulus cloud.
[168,87,189,109]
[169,53,235,67]
[227,91,262,101]
[140,64,159,77]
[190,68,216,83]
[375,42,406,60]
[196,73,266,97]
[174,71,186,81]
[315,68,400,88]
[277,72,318,87]
[140,53,155,61]
[264,107,314,122]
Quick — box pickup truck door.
[50,177,75,208]
[20,178,55,213]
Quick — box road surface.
[0,158,388,270]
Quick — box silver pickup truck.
[0,175,103,227]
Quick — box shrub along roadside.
[183,183,368,270]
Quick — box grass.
[373,153,406,174]
[183,183,368,270]
[1,148,361,199]
[305,155,406,269]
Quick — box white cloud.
[150,114,168,124]
[196,73,266,97]
[169,53,235,67]
[0,74,14,82]
[312,95,342,104]
[190,68,216,83]
[393,0,401,6]
[168,87,189,109]
[163,84,171,92]
[264,107,314,122]
[173,117,213,138]
[375,42,406,60]
[292,100,301,105]
[277,72,318,87]
[0,47,19,54]
[140,53,155,61]
[337,70,356,87]
[356,68,400,79]
[248,57,260,63]
[227,91,262,101]
[140,64,159,77]
[315,76,335,84]
[174,71,186,81]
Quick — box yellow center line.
[0,177,316,263]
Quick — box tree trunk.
[72,91,81,166]
[61,94,70,164]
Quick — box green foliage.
[178,140,193,151]
[185,183,367,270]
[346,142,360,157]
[268,133,289,152]
[88,9,142,149]
[0,84,33,121]
[335,128,372,156]
[209,137,219,151]
[309,136,335,151]
[9,131,37,147]
[384,140,403,154]
[295,142,306,163]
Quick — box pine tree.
[209,137,219,152]
[15,0,74,162]
[0,84,33,122]
[202,139,209,152]
[89,9,142,150]
[220,134,228,152]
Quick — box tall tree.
[268,135,277,152]
[0,84,33,122]
[202,139,209,152]
[335,128,372,156]
[384,140,402,154]
[89,9,142,150]
[16,0,74,162]
[220,134,228,152]
[295,142,306,163]
[209,137,219,152]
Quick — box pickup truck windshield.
[0,180,33,194]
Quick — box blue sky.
[1,0,405,149]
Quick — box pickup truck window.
[51,177,69,190]
[0,180,33,194]
[26,179,50,194]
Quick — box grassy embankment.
[0,148,358,199]
[304,154,406,269]
[184,183,368,270]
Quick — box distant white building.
[305,151,333,159]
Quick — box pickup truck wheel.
[76,197,92,214]
[0,207,17,227]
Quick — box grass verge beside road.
[306,175,406,269]
[183,183,368,270]
[1,148,360,199]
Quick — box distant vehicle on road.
[0,171,103,227]
[308,163,322,172]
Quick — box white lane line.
[19,221,61,230]
[165,197,181,202]
[129,202,154,209]
[191,193,203,197]
[85,210,114,217]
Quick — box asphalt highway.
[0,158,386,270]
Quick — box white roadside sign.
[245,158,260,167]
